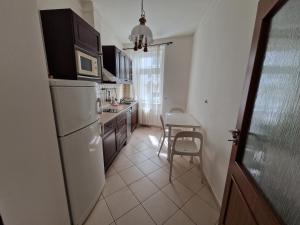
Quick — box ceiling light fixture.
[129,0,153,52]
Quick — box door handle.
[228,129,240,145]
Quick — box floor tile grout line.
[102,195,116,225]
[126,182,158,225]
[104,128,219,225]
[103,186,140,223]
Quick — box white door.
[59,121,105,225]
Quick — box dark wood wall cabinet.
[40,9,102,81]
[102,46,133,83]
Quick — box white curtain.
[127,45,165,126]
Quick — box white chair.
[158,115,182,156]
[169,131,204,182]
[169,107,185,113]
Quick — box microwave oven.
[75,50,101,79]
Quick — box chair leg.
[190,156,194,163]
[158,133,163,144]
[169,154,174,182]
[158,136,165,156]
[199,155,204,184]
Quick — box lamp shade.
[129,24,153,44]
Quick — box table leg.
[167,125,172,161]
[190,127,196,163]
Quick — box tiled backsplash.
[99,83,134,102]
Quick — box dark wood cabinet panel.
[40,9,77,79]
[119,53,125,80]
[103,125,117,171]
[131,104,138,132]
[129,60,133,81]
[102,45,132,83]
[102,112,127,171]
[116,112,127,151]
[73,13,101,53]
[124,56,130,81]
[116,49,121,78]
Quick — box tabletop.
[164,112,201,128]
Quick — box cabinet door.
[103,129,117,171]
[119,53,125,80]
[125,57,130,81]
[116,127,127,151]
[131,104,138,132]
[129,60,133,82]
[115,49,121,78]
[73,14,101,53]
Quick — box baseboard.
[202,173,222,210]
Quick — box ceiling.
[93,0,212,44]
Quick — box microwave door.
[76,50,99,77]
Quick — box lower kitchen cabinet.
[131,103,138,132]
[102,120,117,171]
[116,111,127,151]
[102,104,138,171]
[102,111,127,171]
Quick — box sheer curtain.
[127,45,165,126]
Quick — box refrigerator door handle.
[96,98,102,114]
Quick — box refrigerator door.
[59,121,105,225]
[50,79,101,136]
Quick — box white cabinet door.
[59,121,105,225]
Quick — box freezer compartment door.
[51,84,100,136]
[59,121,105,225]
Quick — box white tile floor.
[85,127,220,225]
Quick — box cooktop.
[102,108,120,113]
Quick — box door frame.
[219,0,288,224]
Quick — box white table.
[164,113,201,160]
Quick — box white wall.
[37,0,83,18]
[161,35,193,113]
[93,1,123,49]
[187,0,258,204]
[0,1,70,225]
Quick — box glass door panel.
[242,0,300,225]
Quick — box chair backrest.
[172,131,203,154]
[170,107,185,113]
[160,115,166,136]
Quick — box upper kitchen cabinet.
[73,13,101,54]
[40,9,102,81]
[102,45,132,83]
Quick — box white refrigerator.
[50,79,105,225]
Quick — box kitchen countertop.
[99,101,138,125]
